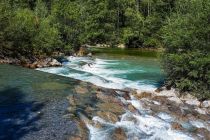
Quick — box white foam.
[157,112,174,122]
[37,56,159,91]
[86,112,193,140]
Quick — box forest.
[0,0,210,98]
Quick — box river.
[38,48,164,91]
[0,48,209,140]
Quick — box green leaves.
[161,0,210,98]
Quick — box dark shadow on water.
[0,87,44,140]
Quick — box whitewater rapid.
[37,56,162,91]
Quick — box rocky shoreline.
[0,46,92,69]
[66,85,210,140]
[0,57,62,69]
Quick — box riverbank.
[66,84,210,140]
[0,56,62,69]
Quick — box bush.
[161,0,210,98]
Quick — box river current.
[37,50,164,91]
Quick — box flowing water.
[38,48,164,91]
[37,48,210,140]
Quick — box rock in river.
[96,111,119,123]
[111,127,127,140]
[97,102,125,115]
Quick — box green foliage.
[161,0,210,98]
[0,0,209,98]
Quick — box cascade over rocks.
[65,81,210,140]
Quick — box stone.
[75,86,89,94]
[201,100,210,108]
[195,108,206,115]
[77,46,89,56]
[185,99,200,107]
[85,106,95,114]
[29,63,37,69]
[155,88,177,97]
[122,92,131,100]
[74,120,89,139]
[87,53,92,57]
[69,136,82,140]
[171,122,183,130]
[91,121,103,129]
[96,44,110,48]
[111,127,127,140]
[180,93,197,100]
[134,92,152,99]
[196,128,210,139]
[127,104,136,112]
[67,95,76,106]
[49,59,62,67]
[96,91,120,103]
[155,87,164,93]
[117,44,126,49]
[97,102,125,115]
[115,90,130,100]
[168,96,183,104]
[96,111,119,123]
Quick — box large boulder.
[48,59,62,67]
[77,46,89,56]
